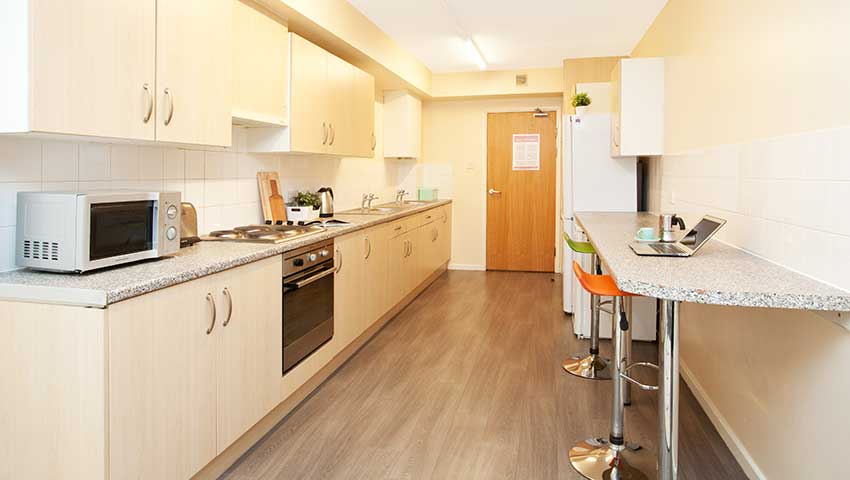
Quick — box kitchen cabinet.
[156,0,232,146]
[383,90,422,158]
[363,225,390,325]
[334,232,366,344]
[1,0,232,146]
[232,0,289,127]
[108,256,281,480]
[610,57,664,157]
[437,206,453,266]
[1,0,156,140]
[254,33,375,156]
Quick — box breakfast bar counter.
[574,211,850,480]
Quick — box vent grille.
[22,240,60,261]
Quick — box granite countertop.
[575,212,850,311]
[0,200,452,308]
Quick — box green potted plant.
[286,191,321,222]
[571,92,592,116]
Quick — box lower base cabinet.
[108,256,282,480]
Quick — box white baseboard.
[680,361,766,480]
[448,263,486,271]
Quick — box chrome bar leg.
[609,296,625,445]
[568,295,649,480]
[563,253,610,380]
[623,296,633,406]
[658,299,680,480]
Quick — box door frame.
[482,106,562,273]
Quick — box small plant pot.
[575,106,588,116]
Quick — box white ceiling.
[347,0,668,73]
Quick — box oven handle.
[283,265,335,290]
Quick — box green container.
[417,187,439,201]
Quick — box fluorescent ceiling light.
[464,38,487,70]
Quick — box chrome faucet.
[395,189,409,205]
[361,193,379,210]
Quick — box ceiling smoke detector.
[516,74,528,86]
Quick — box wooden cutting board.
[257,172,287,224]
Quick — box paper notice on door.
[512,134,540,171]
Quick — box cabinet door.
[387,232,410,307]
[327,54,355,156]
[335,232,366,343]
[352,68,376,157]
[290,34,329,153]
[438,207,453,265]
[215,256,282,451]
[30,0,156,140]
[232,0,289,126]
[108,277,218,480]
[156,0,232,146]
[363,225,389,328]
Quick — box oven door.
[282,262,335,374]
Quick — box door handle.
[163,88,174,126]
[488,188,502,195]
[222,287,233,327]
[142,83,153,124]
[205,293,216,335]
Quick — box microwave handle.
[283,265,335,291]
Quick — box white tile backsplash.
[0,126,409,272]
[650,124,850,292]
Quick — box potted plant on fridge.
[571,92,592,115]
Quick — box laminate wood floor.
[221,271,747,480]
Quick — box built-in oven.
[282,239,335,374]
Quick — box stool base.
[562,353,611,380]
[569,438,649,480]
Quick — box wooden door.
[486,111,557,272]
[290,34,329,153]
[328,54,354,156]
[335,232,366,343]
[156,0,232,146]
[353,68,376,157]
[216,256,282,451]
[108,277,217,480]
[363,225,390,329]
[30,0,156,140]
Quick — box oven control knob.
[166,204,179,219]
[319,249,329,257]
[166,226,177,241]
[293,258,304,267]
[307,253,318,262]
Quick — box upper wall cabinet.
[610,57,664,157]
[232,0,289,127]
[383,90,421,159]
[246,33,375,157]
[0,0,232,147]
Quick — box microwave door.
[88,201,156,263]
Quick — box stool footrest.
[619,362,660,391]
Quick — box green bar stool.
[563,233,611,380]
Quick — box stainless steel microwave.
[16,191,181,273]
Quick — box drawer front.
[388,216,419,238]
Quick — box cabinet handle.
[322,122,328,145]
[371,132,376,150]
[433,228,438,242]
[442,213,448,224]
[329,124,336,146]
[205,293,216,335]
[425,215,432,220]
[222,287,233,327]
[335,248,343,273]
[365,237,372,260]
[394,225,402,232]
[163,88,174,126]
[142,83,153,124]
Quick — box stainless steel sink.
[338,207,400,215]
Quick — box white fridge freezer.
[562,113,656,341]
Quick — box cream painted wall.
[431,67,564,99]
[421,96,562,270]
[634,1,850,478]
[563,57,624,114]
[633,0,850,153]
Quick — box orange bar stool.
[567,261,654,480]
